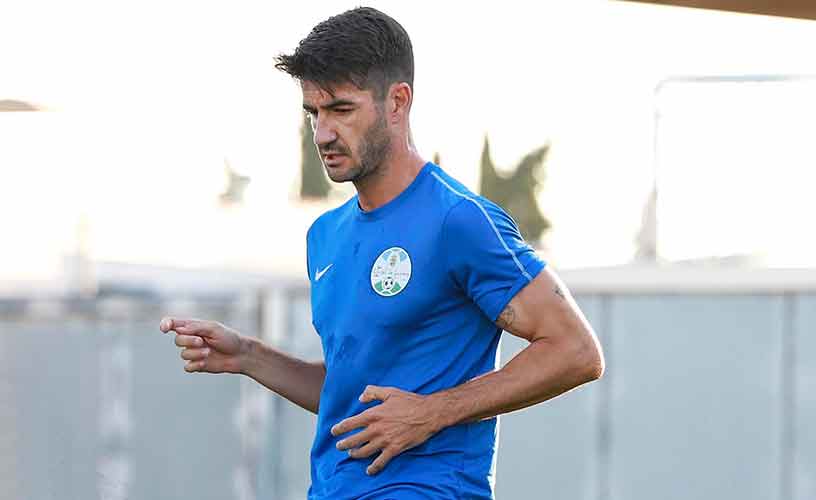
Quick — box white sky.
[2,0,816,288]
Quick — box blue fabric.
[305,162,546,500]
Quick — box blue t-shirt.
[305,162,546,500]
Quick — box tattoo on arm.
[496,304,516,330]
[554,286,566,301]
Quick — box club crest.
[370,247,411,297]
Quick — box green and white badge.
[371,246,411,297]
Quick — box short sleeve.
[442,197,547,322]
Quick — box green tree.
[300,113,331,199]
[478,135,551,243]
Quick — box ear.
[387,82,412,124]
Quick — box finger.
[180,347,210,361]
[367,448,397,475]
[348,440,383,459]
[176,320,214,338]
[359,385,391,403]
[331,410,373,436]
[161,317,204,333]
[337,429,374,451]
[160,317,187,333]
[184,360,205,372]
[175,334,205,348]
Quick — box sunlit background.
[2,1,815,500]
[4,0,816,295]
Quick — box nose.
[312,113,338,149]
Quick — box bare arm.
[330,265,604,475]
[159,317,325,415]
[240,337,326,414]
[432,265,604,425]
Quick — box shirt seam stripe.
[432,171,532,281]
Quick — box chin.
[326,165,363,183]
[326,173,347,183]
[324,164,346,179]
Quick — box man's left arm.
[332,266,605,475]
[432,265,604,422]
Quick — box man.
[159,7,604,499]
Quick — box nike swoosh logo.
[315,263,333,282]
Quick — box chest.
[309,221,455,338]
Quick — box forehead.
[301,80,373,107]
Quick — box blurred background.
[1,0,815,499]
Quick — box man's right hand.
[159,317,250,374]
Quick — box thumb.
[359,385,389,403]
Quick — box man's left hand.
[331,385,447,475]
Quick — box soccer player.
[160,7,604,499]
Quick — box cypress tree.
[478,135,551,243]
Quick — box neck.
[354,135,426,212]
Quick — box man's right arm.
[240,337,325,414]
[160,317,325,415]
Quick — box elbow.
[575,330,605,383]
[584,349,605,381]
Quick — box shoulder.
[422,164,522,242]
[442,192,520,244]
[425,164,479,208]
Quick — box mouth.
[322,153,346,167]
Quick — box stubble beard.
[326,110,391,184]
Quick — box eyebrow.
[302,98,357,113]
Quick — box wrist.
[427,391,457,432]
[238,335,259,376]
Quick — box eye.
[334,108,353,114]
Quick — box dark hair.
[274,7,414,100]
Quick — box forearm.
[240,336,325,414]
[433,337,601,428]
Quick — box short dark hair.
[274,7,414,100]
